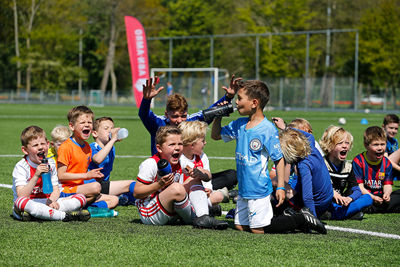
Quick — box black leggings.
[211,169,237,190]
[371,189,400,213]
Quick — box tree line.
[1,0,399,104]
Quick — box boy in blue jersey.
[382,114,399,181]
[212,80,326,234]
[86,117,136,205]
[279,128,333,219]
[382,114,399,156]
[352,126,400,213]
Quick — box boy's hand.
[205,188,212,198]
[271,117,286,130]
[110,127,120,141]
[185,166,210,181]
[34,163,49,178]
[46,198,60,210]
[275,189,285,207]
[371,195,383,204]
[158,173,174,188]
[342,196,353,206]
[142,76,164,100]
[383,193,391,203]
[86,168,104,180]
[223,74,242,99]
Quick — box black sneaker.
[209,205,222,217]
[63,210,91,222]
[193,215,228,230]
[348,211,364,220]
[300,207,327,234]
[228,189,238,200]
[283,207,296,216]
[319,211,332,220]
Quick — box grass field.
[0,103,399,266]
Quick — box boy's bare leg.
[96,194,119,209]
[108,180,134,196]
[76,183,101,204]
[158,183,187,213]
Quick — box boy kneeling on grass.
[212,79,326,234]
[12,126,90,222]
[134,125,228,229]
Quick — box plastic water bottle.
[41,158,53,194]
[87,207,118,218]
[202,103,235,122]
[157,159,172,176]
[109,128,129,140]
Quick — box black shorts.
[100,180,110,194]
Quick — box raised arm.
[92,128,119,164]
[211,117,222,140]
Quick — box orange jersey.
[57,137,91,188]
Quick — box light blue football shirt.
[221,117,283,199]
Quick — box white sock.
[58,194,86,212]
[208,198,212,207]
[15,197,65,221]
[174,195,193,224]
[189,185,209,217]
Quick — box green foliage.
[359,0,400,88]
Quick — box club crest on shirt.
[378,172,385,180]
[249,138,261,151]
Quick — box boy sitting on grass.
[319,125,372,220]
[212,80,326,234]
[47,125,71,162]
[57,105,118,209]
[13,126,90,222]
[85,117,136,205]
[134,125,228,229]
[178,120,224,216]
[352,126,400,213]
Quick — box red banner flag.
[125,16,149,107]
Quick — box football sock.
[15,196,65,221]
[58,194,87,212]
[128,181,137,203]
[174,195,193,224]
[207,198,212,208]
[264,214,304,233]
[189,184,209,217]
[90,200,108,208]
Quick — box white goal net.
[150,68,230,108]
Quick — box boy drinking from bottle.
[12,126,90,222]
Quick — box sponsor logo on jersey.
[249,138,261,151]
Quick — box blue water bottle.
[157,159,172,176]
[41,158,53,194]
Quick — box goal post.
[150,67,229,108]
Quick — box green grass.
[0,103,399,266]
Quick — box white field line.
[0,154,235,160]
[325,225,400,240]
[0,183,398,240]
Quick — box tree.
[359,0,400,108]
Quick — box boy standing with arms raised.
[212,80,325,234]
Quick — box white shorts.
[136,195,176,225]
[234,195,273,229]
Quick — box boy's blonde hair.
[20,126,47,147]
[155,125,182,146]
[364,126,386,146]
[67,105,94,125]
[279,128,311,164]
[319,125,353,155]
[239,80,270,109]
[166,94,188,113]
[178,121,207,146]
[51,125,71,142]
[288,118,313,133]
